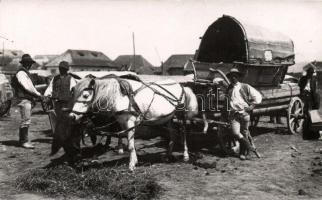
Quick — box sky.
[0,0,322,66]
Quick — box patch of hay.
[15,165,162,200]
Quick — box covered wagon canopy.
[196,15,295,65]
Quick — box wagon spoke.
[290,121,295,132]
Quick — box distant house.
[163,54,194,75]
[287,62,311,78]
[287,61,322,78]
[114,55,155,75]
[45,49,119,74]
[34,55,58,66]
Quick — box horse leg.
[103,135,111,150]
[202,112,209,134]
[117,136,124,154]
[127,128,137,171]
[166,121,176,161]
[119,116,137,171]
[181,119,189,162]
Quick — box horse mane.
[73,78,123,112]
[91,78,123,112]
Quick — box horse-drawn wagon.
[183,15,304,135]
[55,15,306,170]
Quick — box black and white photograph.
[1,0,322,199]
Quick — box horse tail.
[183,87,198,119]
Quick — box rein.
[74,77,187,137]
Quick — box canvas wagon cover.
[195,15,294,65]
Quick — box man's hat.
[19,54,36,64]
[305,65,315,73]
[226,68,242,78]
[58,61,70,70]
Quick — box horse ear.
[89,79,95,88]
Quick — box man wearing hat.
[11,54,43,149]
[299,66,319,111]
[298,66,320,139]
[44,61,78,118]
[226,68,262,160]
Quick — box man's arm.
[248,85,262,104]
[16,71,41,97]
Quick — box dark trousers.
[301,92,319,139]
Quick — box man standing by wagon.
[44,61,80,158]
[11,54,43,149]
[298,66,320,139]
[44,61,77,119]
[226,68,262,160]
[299,66,319,112]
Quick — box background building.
[162,54,193,75]
[114,55,155,75]
[45,49,119,74]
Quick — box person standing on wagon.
[226,68,262,160]
[11,54,43,149]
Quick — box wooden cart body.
[182,15,304,134]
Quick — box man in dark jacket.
[298,66,319,111]
[298,66,320,139]
[11,54,43,148]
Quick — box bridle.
[70,77,187,137]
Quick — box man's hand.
[245,104,255,113]
[39,95,46,102]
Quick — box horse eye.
[83,93,89,99]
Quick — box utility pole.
[130,32,136,72]
[0,35,14,67]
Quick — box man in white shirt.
[226,68,262,160]
[11,54,43,149]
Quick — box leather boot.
[238,137,253,160]
[19,127,35,149]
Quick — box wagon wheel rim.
[287,97,304,134]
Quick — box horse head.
[69,78,96,122]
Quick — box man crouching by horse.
[226,68,262,160]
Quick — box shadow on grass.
[40,129,53,137]
[0,140,21,147]
[31,138,52,144]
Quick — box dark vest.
[11,67,37,100]
[52,74,72,101]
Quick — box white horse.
[69,76,198,171]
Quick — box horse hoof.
[183,157,189,162]
[129,165,136,172]
[118,149,124,154]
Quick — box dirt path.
[1,105,322,199]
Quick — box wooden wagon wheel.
[287,97,304,134]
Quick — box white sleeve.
[16,71,41,97]
[248,85,262,104]
[44,78,54,97]
[70,77,77,91]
